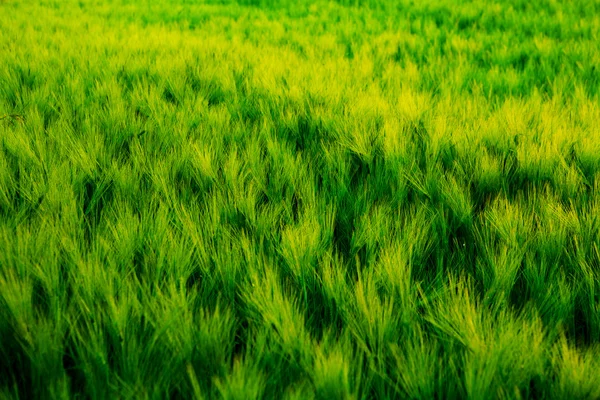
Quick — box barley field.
[1,0,600,398]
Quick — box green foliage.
[1,0,600,398]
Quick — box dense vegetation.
[1,0,600,398]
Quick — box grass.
[1,0,600,398]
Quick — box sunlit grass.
[1,0,600,398]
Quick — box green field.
[1,0,600,398]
